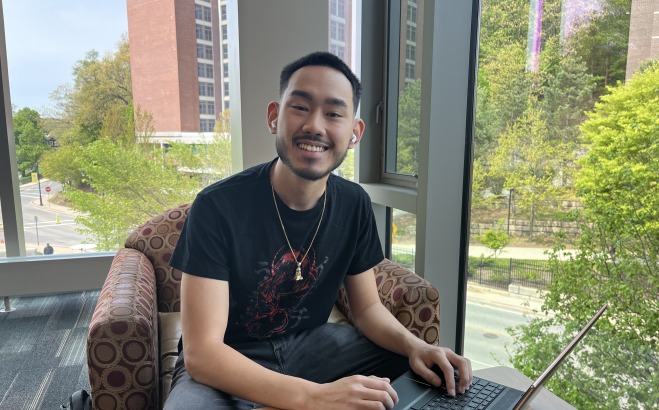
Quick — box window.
[195,4,212,22]
[222,25,228,41]
[407,4,417,23]
[198,62,214,79]
[197,44,213,60]
[200,118,215,132]
[330,43,345,60]
[405,62,415,80]
[330,0,345,18]
[222,44,228,59]
[221,4,227,21]
[196,24,212,41]
[330,20,345,42]
[224,100,230,110]
[198,81,214,97]
[406,24,416,43]
[199,100,215,115]
[223,63,229,77]
[223,86,230,97]
[406,44,416,61]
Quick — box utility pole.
[35,164,43,206]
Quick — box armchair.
[87,204,441,410]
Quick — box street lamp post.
[35,164,43,206]
[507,189,515,234]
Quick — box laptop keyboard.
[411,376,505,410]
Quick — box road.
[464,301,531,370]
[1,181,90,253]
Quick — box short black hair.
[279,51,362,113]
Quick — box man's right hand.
[303,375,399,410]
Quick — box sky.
[3,1,128,113]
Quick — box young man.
[166,52,471,410]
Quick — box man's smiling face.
[270,65,360,181]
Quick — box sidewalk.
[466,283,546,316]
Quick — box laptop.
[392,303,608,410]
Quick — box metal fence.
[391,246,553,291]
[468,258,553,290]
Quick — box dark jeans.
[164,323,409,409]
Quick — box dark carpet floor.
[0,291,100,409]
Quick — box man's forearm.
[185,341,315,410]
[352,302,425,358]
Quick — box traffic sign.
[45,186,52,193]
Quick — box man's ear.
[349,118,366,148]
[267,101,279,134]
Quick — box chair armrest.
[87,248,160,410]
[336,258,440,345]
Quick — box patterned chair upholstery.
[87,203,441,410]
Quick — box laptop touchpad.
[392,373,433,410]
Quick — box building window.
[406,24,416,43]
[222,44,228,59]
[195,4,212,22]
[198,81,214,97]
[221,4,227,21]
[330,20,345,42]
[223,86,230,97]
[198,63,214,79]
[224,100,230,110]
[405,62,415,80]
[199,100,215,115]
[222,25,228,41]
[197,44,213,60]
[330,0,345,19]
[407,4,417,24]
[223,63,229,77]
[330,43,345,60]
[196,24,212,41]
[406,44,416,61]
[200,119,216,132]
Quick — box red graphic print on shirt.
[246,246,318,338]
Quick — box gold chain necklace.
[271,182,327,281]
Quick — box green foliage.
[63,139,201,250]
[564,0,632,96]
[478,224,511,258]
[396,79,421,175]
[488,104,568,234]
[508,64,659,409]
[13,107,50,174]
[49,36,132,145]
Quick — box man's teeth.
[298,143,326,152]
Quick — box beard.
[275,135,349,181]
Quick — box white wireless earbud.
[351,134,357,143]
[271,121,277,128]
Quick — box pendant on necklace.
[294,264,303,281]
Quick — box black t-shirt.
[170,159,384,343]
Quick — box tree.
[13,107,50,175]
[479,223,511,259]
[508,62,659,409]
[49,36,132,146]
[564,0,632,96]
[63,139,201,250]
[487,104,568,236]
[396,79,421,175]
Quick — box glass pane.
[386,0,423,177]
[5,3,129,255]
[391,209,416,270]
[328,0,358,181]
[4,1,235,254]
[466,1,652,408]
